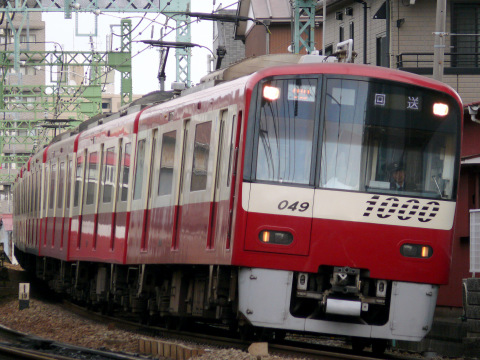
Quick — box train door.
[54,157,67,250]
[175,115,219,258]
[148,121,183,258]
[70,151,86,252]
[62,156,73,251]
[39,160,50,252]
[26,173,32,250]
[211,108,238,250]
[172,119,190,251]
[80,144,103,252]
[130,130,155,254]
[97,138,121,257]
[45,159,58,249]
[114,139,133,262]
[35,166,41,252]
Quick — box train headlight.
[263,85,280,101]
[433,103,449,117]
[400,244,433,258]
[259,230,293,245]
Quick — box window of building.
[376,36,389,67]
[349,22,354,48]
[452,3,480,67]
[339,25,344,42]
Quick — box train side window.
[85,152,98,205]
[121,143,131,202]
[133,139,146,200]
[191,121,212,192]
[57,162,65,209]
[158,131,176,196]
[73,155,84,207]
[49,163,56,210]
[227,115,237,187]
[103,147,116,203]
[66,160,72,211]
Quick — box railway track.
[57,301,422,360]
[1,266,425,360]
[0,324,149,360]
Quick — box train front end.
[235,63,462,344]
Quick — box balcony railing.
[396,52,480,75]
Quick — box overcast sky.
[42,1,239,95]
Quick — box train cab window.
[102,147,116,203]
[49,163,56,210]
[121,143,131,202]
[320,78,460,200]
[57,162,65,209]
[74,155,84,207]
[255,78,316,185]
[191,121,212,191]
[158,131,176,196]
[133,139,146,200]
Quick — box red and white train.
[13,54,462,352]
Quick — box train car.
[13,54,463,352]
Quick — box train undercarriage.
[16,247,424,353]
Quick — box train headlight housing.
[263,85,280,101]
[400,244,433,258]
[259,230,293,245]
[433,103,449,117]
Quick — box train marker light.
[262,231,270,243]
[263,85,280,101]
[259,230,293,245]
[400,244,433,258]
[433,103,449,117]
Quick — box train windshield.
[252,76,460,200]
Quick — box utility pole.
[433,0,447,82]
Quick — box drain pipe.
[354,0,368,64]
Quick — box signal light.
[433,103,449,117]
[400,244,433,258]
[263,85,280,101]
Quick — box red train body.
[13,57,463,349]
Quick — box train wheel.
[371,339,388,355]
[165,316,178,330]
[351,337,368,353]
[238,324,254,341]
[274,330,286,341]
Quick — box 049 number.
[278,200,310,212]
